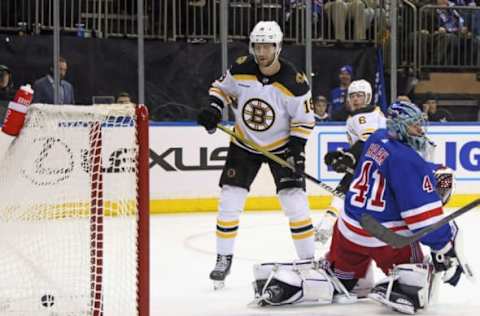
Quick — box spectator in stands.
[189,0,205,6]
[324,0,375,40]
[453,0,480,40]
[329,64,352,120]
[116,92,132,104]
[330,96,351,121]
[0,64,14,121]
[433,0,468,64]
[313,95,330,122]
[422,97,453,122]
[32,57,75,105]
[286,1,323,24]
[396,95,412,103]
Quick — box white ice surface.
[152,209,480,316]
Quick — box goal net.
[0,103,149,315]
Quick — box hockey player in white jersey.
[197,21,316,289]
[315,79,386,243]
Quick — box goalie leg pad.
[351,261,375,298]
[252,261,335,306]
[368,263,433,314]
[253,260,316,280]
[302,272,335,303]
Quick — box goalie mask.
[387,101,428,154]
[347,79,372,108]
[434,167,455,205]
[249,21,283,66]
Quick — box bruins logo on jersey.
[242,98,275,132]
[236,56,248,65]
[296,72,306,84]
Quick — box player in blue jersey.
[327,100,467,314]
[249,101,464,314]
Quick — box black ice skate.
[209,254,233,290]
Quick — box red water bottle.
[2,84,34,136]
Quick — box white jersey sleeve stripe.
[402,200,443,217]
[406,213,444,231]
[342,209,408,230]
[338,217,412,247]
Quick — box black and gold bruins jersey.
[208,55,315,153]
[346,105,386,145]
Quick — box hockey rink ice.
[152,206,480,316]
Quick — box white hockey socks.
[216,185,247,255]
[278,188,315,259]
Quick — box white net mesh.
[0,104,141,315]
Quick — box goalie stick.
[216,124,345,199]
[359,198,480,248]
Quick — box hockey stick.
[359,198,480,248]
[216,124,344,198]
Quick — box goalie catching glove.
[2,84,34,136]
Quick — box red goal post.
[0,103,149,315]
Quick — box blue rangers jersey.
[339,129,454,251]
